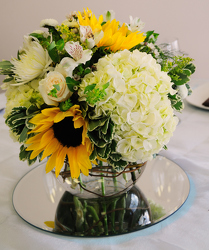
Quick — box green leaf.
[173,73,190,85]
[101,118,110,135]
[3,77,14,82]
[88,117,108,131]
[96,146,107,158]
[102,120,114,142]
[66,77,80,92]
[48,41,56,51]
[109,153,122,161]
[56,39,65,51]
[87,131,107,148]
[183,69,191,76]
[48,48,59,63]
[19,126,29,143]
[108,158,127,171]
[19,145,30,161]
[84,84,96,93]
[185,63,196,74]
[0,60,13,70]
[89,147,97,161]
[25,118,36,129]
[26,104,40,115]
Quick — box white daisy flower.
[11,36,53,85]
[40,19,59,27]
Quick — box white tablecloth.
[0,80,209,250]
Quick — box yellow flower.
[77,8,145,52]
[25,105,92,178]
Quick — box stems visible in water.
[131,169,136,182]
[99,160,108,235]
[110,198,119,233]
[113,173,118,192]
[78,175,83,193]
[118,195,126,232]
[123,173,127,182]
[73,196,84,232]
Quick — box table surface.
[0,79,209,250]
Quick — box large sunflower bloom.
[77,8,145,52]
[25,105,92,178]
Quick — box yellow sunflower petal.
[77,144,92,170]
[41,138,60,160]
[67,147,80,179]
[42,107,60,117]
[28,122,53,134]
[30,147,44,160]
[25,132,43,145]
[39,128,54,148]
[55,146,68,177]
[26,142,41,151]
[45,149,59,173]
[54,111,66,123]
[29,113,47,125]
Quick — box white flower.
[79,26,95,49]
[39,71,72,106]
[62,20,79,28]
[3,79,44,118]
[11,36,53,85]
[177,85,188,99]
[128,16,145,33]
[103,10,115,22]
[40,19,59,27]
[60,41,92,77]
[79,49,178,163]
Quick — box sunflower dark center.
[52,116,83,147]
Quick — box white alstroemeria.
[94,30,104,45]
[128,16,145,32]
[40,19,59,27]
[102,10,115,22]
[79,26,95,49]
[11,36,53,85]
[177,85,188,99]
[60,41,92,77]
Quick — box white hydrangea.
[79,49,178,163]
[3,79,44,118]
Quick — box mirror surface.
[13,155,190,236]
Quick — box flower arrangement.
[0,8,195,180]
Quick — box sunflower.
[25,105,92,178]
[77,8,145,52]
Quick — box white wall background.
[0,0,208,88]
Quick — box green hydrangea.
[2,79,44,118]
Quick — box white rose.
[39,71,72,106]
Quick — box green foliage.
[59,99,73,112]
[87,114,128,171]
[5,105,42,164]
[5,105,40,143]
[84,82,109,105]
[48,83,60,98]
[162,56,195,86]
[29,32,51,49]
[66,77,80,92]
[56,24,80,43]
[0,61,14,80]
[168,93,184,111]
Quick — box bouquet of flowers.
[0,8,195,180]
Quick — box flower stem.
[99,160,108,235]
